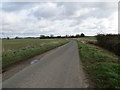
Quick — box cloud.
[1,2,35,12]
[1,2,118,38]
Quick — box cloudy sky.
[0,2,118,38]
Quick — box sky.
[0,2,118,38]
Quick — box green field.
[2,39,69,68]
[79,36,97,40]
[77,41,119,88]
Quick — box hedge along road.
[3,40,89,88]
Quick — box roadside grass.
[77,41,119,88]
[2,39,69,68]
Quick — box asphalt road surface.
[3,40,89,88]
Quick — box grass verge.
[2,39,69,68]
[77,41,119,88]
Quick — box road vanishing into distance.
[3,41,89,88]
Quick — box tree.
[7,37,10,39]
[75,34,80,38]
[40,35,45,39]
[15,36,19,39]
[50,34,54,38]
[81,33,85,37]
[57,36,61,38]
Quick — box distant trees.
[75,33,85,38]
[40,35,45,39]
[81,33,85,37]
[57,36,61,38]
[76,34,80,38]
[7,37,10,40]
[50,34,54,38]
[15,36,19,39]
[3,33,86,40]
[15,36,23,39]
[39,33,85,39]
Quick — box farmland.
[2,36,120,88]
[2,39,69,68]
[77,36,97,40]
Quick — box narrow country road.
[3,41,89,88]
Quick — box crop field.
[2,39,69,68]
[2,39,66,51]
[78,36,97,40]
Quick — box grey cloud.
[57,2,117,19]
[2,2,117,20]
[32,7,58,19]
[1,2,118,38]
[2,2,34,12]
[30,3,65,20]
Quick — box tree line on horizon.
[39,33,85,39]
[4,33,85,39]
